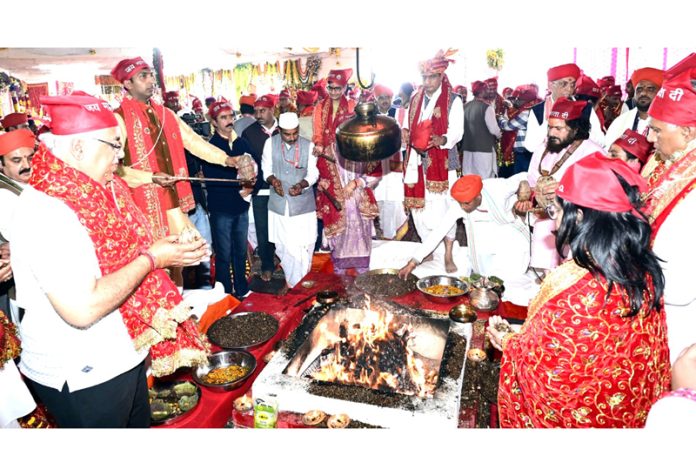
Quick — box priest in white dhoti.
[263,113,318,288]
[398,174,530,283]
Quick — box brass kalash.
[334,48,401,162]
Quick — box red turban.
[373,84,393,98]
[239,94,256,107]
[575,74,601,98]
[1,113,28,130]
[311,79,328,101]
[597,76,616,89]
[547,63,581,82]
[557,152,647,217]
[40,92,118,135]
[254,95,276,109]
[664,53,696,81]
[606,85,623,97]
[279,89,291,99]
[630,68,664,88]
[453,85,467,96]
[648,69,696,126]
[192,97,203,112]
[471,80,486,95]
[164,91,179,99]
[450,175,483,203]
[513,84,540,103]
[419,50,454,74]
[0,129,35,156]
[208,101,233,120]
[502,87,513,97]
[327,69,353,87]
[612,129,653,164]
[296,90,318,106]
[110,56,150,83]
[484,77,498,91]
[549,97,587,121]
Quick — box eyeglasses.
[546,203,560,219]
[94,138,123,151]
[326,86,343,92]
[553,80,576,90]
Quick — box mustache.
[19,168,31,175]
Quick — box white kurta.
[411,173,531,282]
[603,108,651,150]
[262,139,319,287]
[526,139,604,270]
[0,360,36,427]
[406,86,464,243]
[652,190,696,364]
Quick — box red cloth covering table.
[156,271,526,428]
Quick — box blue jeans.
[210,210,249,298]
[188,203,213,289]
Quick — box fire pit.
[252,295,472,429]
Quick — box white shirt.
[11,186,147,391]
[255,120,279,197]
[0,178,24,241]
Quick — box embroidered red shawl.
[30,144,209,377]
[642,146,696,241]
[313,96,379,237]
[497,261,670,428]
[117,96,194,239]
[404,74,453,209]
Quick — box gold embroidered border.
[426,180,449,193]
[150,347,210,378]
[404,196,425,209]
[647,146,696,223]
[358,191,379,219]
[527,261,588,320]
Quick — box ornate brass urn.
[335,101,401,162]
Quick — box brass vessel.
[335,101,401,162]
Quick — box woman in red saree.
[488,152,670,428]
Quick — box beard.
[636,99,651,112]
[546,132,576,153]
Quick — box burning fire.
[310,301,439,398]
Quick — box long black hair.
[555,172,664,316]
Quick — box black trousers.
[252,195,276,274]
[27,359,150,428]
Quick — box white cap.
[278,112,299,129]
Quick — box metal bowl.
[469,288,500,311]
[448,303,478,323]
[416,275,469,304]
[192,350,257,392]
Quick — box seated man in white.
[398,173,530,284]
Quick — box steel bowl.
[448,303,478,323]
[416,275,469,304]
[469,288,500,311]
[192,350,257,392]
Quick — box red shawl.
[30,144,209,377]
[313,96,379,237]
[642,145,696,241]
[404,75,453,209]
[497,261,670,428]
[117,96,194,239]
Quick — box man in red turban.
[398,173,531,282]
[641,61,696,364]
[403,50,464,274]
[233,94,258,137]
[608,128,653,172]
[1,113,29,132]
[0,128,37,327]
[524,62,605,153]
[12,92,210,427]
[604,66,664,147]
[373,84,394,115]
[498,84,543,174]
[312,68,380,275]
[461,78,501,179]
[110,57,252,289]
[516,97,604,276]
